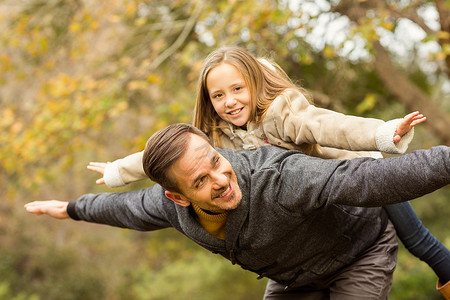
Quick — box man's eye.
[197,177,206,187]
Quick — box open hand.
[87,162,107,185]
[24,200,69,219]
[394,111,426,143]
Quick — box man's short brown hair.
[143,123,212,192]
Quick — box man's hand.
[24,200,70,219]
[394,111,426,143]
[87,162,107,185]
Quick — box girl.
[88,46,449,298]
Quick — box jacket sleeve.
[276,146,450,213]
[263,89,413,154]
[103,151,147,188]
[67,184,173,231]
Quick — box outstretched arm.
[86,151,147,188]
[273,145,450,213]
[25,185,174,231]
[323,146,450,207]
[394,111,426,143]
[25,200,69,219]
[265,91,422,154]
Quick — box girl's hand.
[394,111,426,143]
[87,162,107,185]
[24,200,69,219]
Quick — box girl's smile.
[228,107,243,114]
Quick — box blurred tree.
[302,0,450,144]
[0,0,448,299]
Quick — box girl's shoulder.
[268,88,311,114]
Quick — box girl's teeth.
[230,108,242,115]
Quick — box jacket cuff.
[67,201,81,220]
[375,119,414,154]
[103,161,126,188]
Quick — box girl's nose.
[225,95,237,108]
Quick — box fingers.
[24,205,43,215]
[410,116,426,127]
[24,201,52,215]
[24,201,69,219]
[393,134,401,143]
[87,162,106,185]
[87,162,107,175]
[403,111,420,121]
[404,112,426,126]
[88,162,107,167]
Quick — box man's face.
[166,133,242,213]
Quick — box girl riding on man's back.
[88,46,450,299]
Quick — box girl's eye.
[235,86,241,91]
[212,93,222,99]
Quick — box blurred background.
[0,0,449,299]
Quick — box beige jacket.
[103,88,413,187]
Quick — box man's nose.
[211,172,228,189]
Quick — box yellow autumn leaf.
[382,21,394,31]
[356,93,377,114]
[437,31,450,40]
[323,45,335,58]
[147,74,162,84]
[442,43,450,54]
[69,22,82,32]
[126,4,136,16]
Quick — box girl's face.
[206,63,251,127]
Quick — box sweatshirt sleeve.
[264,89,413,154]
[276,146,450,213]
[67,184,173,231]
[103,151,148,188]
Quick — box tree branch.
[435,0,450,75]
[149,0,205,71]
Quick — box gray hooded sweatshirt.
[67,146,450,288]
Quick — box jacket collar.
[219,149,251,252]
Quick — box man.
[25,123,450,299]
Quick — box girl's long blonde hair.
[193,46,314,152]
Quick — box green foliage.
[391,249,441,300]
[0,282,39,300]
[389,188,450,299]
[123,251,266,300]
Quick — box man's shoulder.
[217,146,308,171]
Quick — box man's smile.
[215,184,232,199]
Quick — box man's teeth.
[218,186,230,198]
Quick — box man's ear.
[165,191,190,207]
